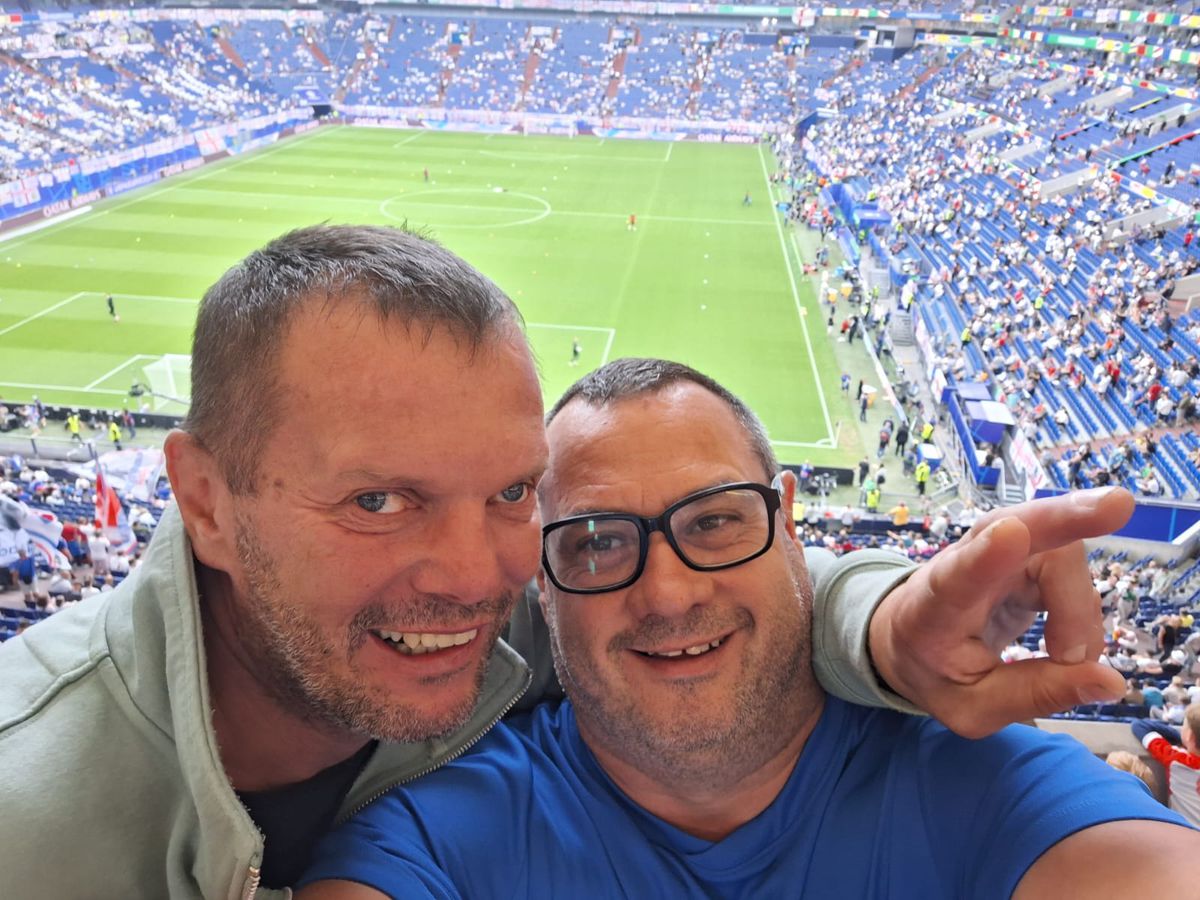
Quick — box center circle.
[379,188,552,230]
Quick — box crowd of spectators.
[6,7,1197,185]
[1,454,164,613]
[341,16,796,123]
[796,43,1200,501]
[1,11,883,183]
[1,18,282,182]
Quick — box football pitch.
[0,126,852,465]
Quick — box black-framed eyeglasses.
[542,480,784,595]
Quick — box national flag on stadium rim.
[95,465,137,555]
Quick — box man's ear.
[164,430,238,572]
[772,470,799,542]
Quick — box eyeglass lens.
[545,487,772,592]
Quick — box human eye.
[682,506,746,536]
[575,530,629,555]
[551,520,638,581]
[495,482,534,505]
[676,491,761,544]
[692,511,742,532]
[353,491,412,514]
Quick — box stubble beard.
[548,562,821,789]
[230,518,507,743]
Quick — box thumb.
[936,660,1126,740]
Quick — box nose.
[409,504,531,605]
[410,508,508,607]
[624,533,713,621]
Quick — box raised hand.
[868,487,1134,739]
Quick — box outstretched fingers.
[969,487,1135,559]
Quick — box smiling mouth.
[633,636,726,660]
[372,628,479,656]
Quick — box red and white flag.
[95,466,136,554]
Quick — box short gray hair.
[183,224,523,493]
[546,358,779,479]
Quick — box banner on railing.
[340,105,777,139]
[0,108,311,227]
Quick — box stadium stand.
[797,42,1199,504]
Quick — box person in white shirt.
[1163,676,1190,707]
[87,528,111,577]
[46,569,77,603]
[108,552,131,577]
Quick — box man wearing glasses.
[298,358,1197,900]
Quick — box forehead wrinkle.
[544,425,752,520]
[542,389,762,522]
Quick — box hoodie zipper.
[335,667,531,826]
[240,864,261,900]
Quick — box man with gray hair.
[0,228,1128,899]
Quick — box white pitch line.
[392,131,426,148]
[84,354,155,391]
[0,205,93,245]
[0,292,87,339]
[600,328,616,365]
[0,210,103,255]
[100,291,197,305]
[0,380,126,395]
[756,142,834,445]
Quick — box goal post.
[139,354,192,414]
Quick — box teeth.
[644,637,723,659]
[376,628,479,656]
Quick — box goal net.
[140,354,192,414]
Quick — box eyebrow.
[335,463,548,490]
[331,468,423,487]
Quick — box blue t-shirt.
[301,698,1186,899]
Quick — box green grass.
[0,125,861,466]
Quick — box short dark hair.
[184,224,523,493]
[546,358,779,478]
